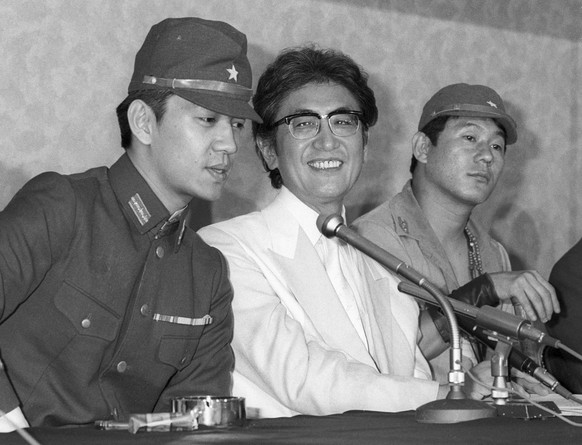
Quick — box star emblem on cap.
[226,64,239,82]
[487,100,498,108]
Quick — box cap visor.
[430,109,517,145]
[174,89,262,123]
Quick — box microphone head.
[316,214,344,238]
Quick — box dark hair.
[116,89,175,149]
[252,45,378,188]
[409,116,450,174]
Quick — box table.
[5,410,582,445]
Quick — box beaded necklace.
[464,225,483,279]
[464,225,486,360]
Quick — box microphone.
[317,213,498,423]
[317,213,560,348]
[317,215,464,358]
[458,317,571,399]
[318,213,580,419]
[399,280,576,402]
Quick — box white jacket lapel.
[364,259,420,375]
[262,201,376,368]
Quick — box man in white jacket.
[199,46,455,418]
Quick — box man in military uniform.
[0,17,261,431]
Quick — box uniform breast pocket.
[54,280,120,341]
[157,328,205,371]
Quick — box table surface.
[5,409,582,445]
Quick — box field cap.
[128,17,262,122]
[418,83,517,144]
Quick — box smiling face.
[415,116,506,207]
[133,95,246,211]
[259,82,367,215]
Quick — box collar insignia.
[129,193,151,226]
[398,216,409,234]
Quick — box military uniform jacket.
[0,154,234,427]
[352,181,512,293]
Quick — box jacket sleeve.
[199,225,439,416]
[153,243,234,411]
[543,238,582,393]
[0,173,76,414]
[429,274,500,342]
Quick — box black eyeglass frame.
[271,110,364,139]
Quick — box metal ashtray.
[171,395,246,428]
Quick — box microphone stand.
[399,281,577,397]
[489,336,513,406]
[399,281,577,419]
[317,214,496,423]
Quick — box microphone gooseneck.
[317,214,463,359]
[319,213,562,349]
[319,213,582,417]
[396,281,560,348]
[317,213,497,423]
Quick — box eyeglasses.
[272,110,364,140]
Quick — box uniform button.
[81,318,91,329]
[116,361,128,373]
[140,304,150,316]
[156,246,165,258]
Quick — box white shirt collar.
[278,186,346,247]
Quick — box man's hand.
[488,271,560,322]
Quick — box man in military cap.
[0,17,261,431]
[353,83,560,392]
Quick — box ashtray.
[171,395,246,428]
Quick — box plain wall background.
[1,0,581,278]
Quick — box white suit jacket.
[199,189,438,418]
